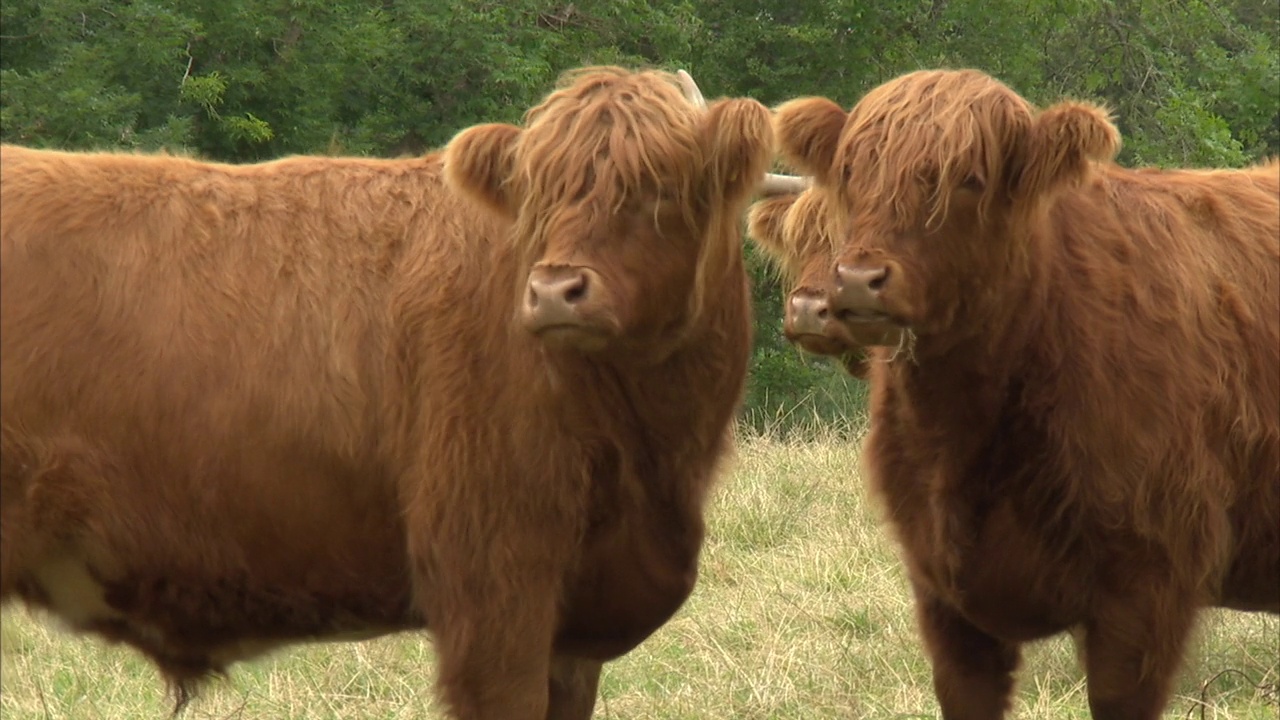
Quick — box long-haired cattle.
[746,188,869,378]
[773,68,1280,718]
[0,66,779,720]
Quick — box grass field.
[2,429,1277,719]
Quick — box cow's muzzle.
[784,289,850,356]
[521,265,615,349]
[830,261,907,347]
[832,263,891,319]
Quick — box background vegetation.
[2,0,1277,433]
[2,5,1278,713]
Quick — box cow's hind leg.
[915,587,1021,720]
[0,425,34,600]
[1080,589,1198,720]
[0,429,106,603]
[546,655,602,720]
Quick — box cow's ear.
[444,123,521,217]
[699,97,775,202]
[773,97,846,185]
[746,194,800,263]
[1014,101,1119,201]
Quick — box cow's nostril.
[866,266,889,292]
[527,285,541,309]
[563,273,588,304]
[816,305,829,321]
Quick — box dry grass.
[2,430,1277,719]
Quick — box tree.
[3,0,1274,434]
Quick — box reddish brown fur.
[0,66,775,720]
[776,68,1280,719]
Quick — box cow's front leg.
[914,583,1021,720]
[1080,584,1199,720]
[430,588,556,720]
[546,655,602,720]
[425,562,562,720]
[410,507,576,720]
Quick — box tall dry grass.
[2,429,1276,718]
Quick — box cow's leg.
[546,655,602,720]
[0,486,20,598]
[0,514,18,599]
[410,496,576,720]
[429,592,557,720]
[915,588,1021,720]
[1080,591,1198,720]
[0,428,31,599]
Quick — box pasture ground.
[2,427,1277,719]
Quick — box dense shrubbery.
[4,0,1274,435]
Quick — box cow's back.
[1034,161,1280,608]
[0,145,492,671]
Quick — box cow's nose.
[831,263,890,317]
[522,266,598,333]
[785,290,830,338]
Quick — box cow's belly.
[2,428,421,681]
[1219,533,1280,612]
[553,511,703,661]
[554,576,695,661]
[14,550,422,679]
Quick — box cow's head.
[746,188,869,378]
[444,66,787,356]
[773,69,1120,347]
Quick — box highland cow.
[773,68,1280,719]
[1,66,787,720]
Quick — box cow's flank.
[774,68,1280,719]
[1,66,776,720]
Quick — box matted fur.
[0,66,768,720]
[775,68,1280,718]
[777,69,1120,234]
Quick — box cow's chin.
[529,323,616,353]
[837,318,909,348]
[786,332,852,358]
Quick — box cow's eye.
[917,166,940,191]
[961,175,985,192]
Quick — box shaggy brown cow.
[746,188,869,378]
[0,66,780,720]
[773,68,1280,719]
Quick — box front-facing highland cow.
[1,66,783,720]
[773,68,1280,719]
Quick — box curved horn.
[677,69,813,197]
[676,69,708,110]
[760,173,812,195]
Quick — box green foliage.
[742,237,869,436]
[2,0,1275,434]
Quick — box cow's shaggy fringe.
[499,66,771,331]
